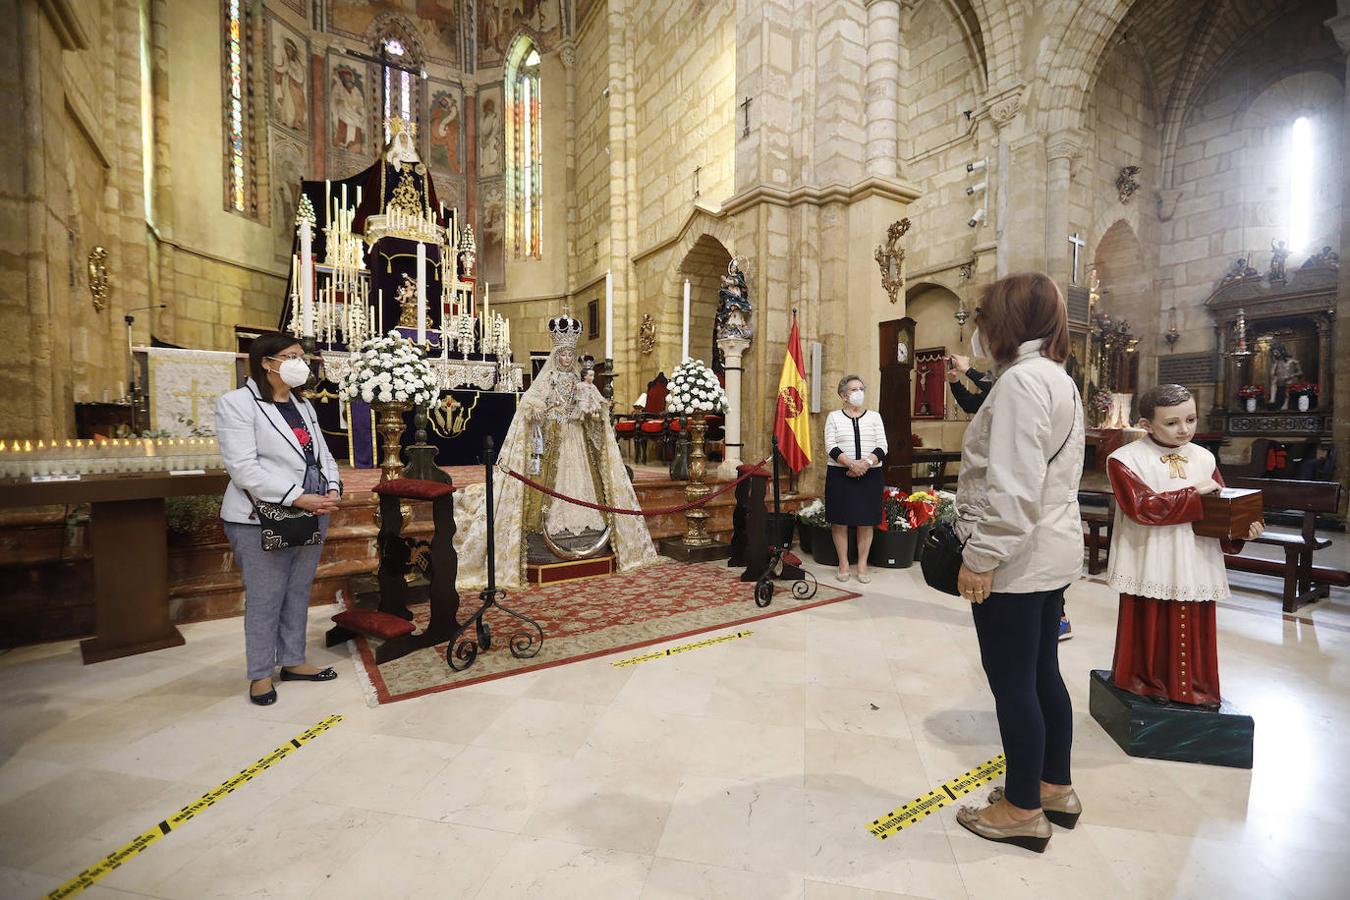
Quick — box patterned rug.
[345,560,861,704]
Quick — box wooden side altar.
[0,471,229,662]
[1205,264,1336,438]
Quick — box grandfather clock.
[878,317,915,489]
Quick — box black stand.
[750,437,815,607]
[445,436,545,673]
[1089,670,1254,769]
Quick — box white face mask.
[847,389,865,406]
[970,328,986,360]
[276,357,311,388]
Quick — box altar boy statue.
[1106,384,1263,708]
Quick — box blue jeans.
[970,586,1074,810]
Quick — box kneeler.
[730,464,805,583]
[326,478,461,664]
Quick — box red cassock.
[1107,460,1242,708]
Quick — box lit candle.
[682,278,691,361]
[605,270,614,360]
[300,218,315,338]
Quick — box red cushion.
[640,421,666,434]
[737,463,770,478]
[373,478,456,500]
[615,421,637,433]
[668,419,684,432]
[332,608,415,639]
[783,551,802,566]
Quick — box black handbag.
[248,494,322,551]
[922,390,1079,596]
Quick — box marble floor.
[2,547,1348,899]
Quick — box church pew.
[1221,476,1345,613]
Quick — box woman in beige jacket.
[953,273,1084,853]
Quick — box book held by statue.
[1193,488,1263,540]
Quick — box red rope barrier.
[502,457,772,517]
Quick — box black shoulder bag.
[921,391,1079,595]
[247,393,325,552]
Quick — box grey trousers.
[225,519,328,680]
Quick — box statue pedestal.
[658,537,731,562]
[1089,670,1253,769]
[716,335,751,480]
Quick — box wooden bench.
[1222,476,1345,613]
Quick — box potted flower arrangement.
[339,332,440,480]
[1088,389,1114,427]
[1236,384,1265,413]
[905,490,939,563]
[870,487,917,568]
[1288,381,1319,411]
[666,358,729,416]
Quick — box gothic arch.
[657,212,738,373]
[366,12,426,66]
[969,0,1024,93]
[1035,0,1136,135]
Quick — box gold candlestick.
[372,401,413,482]
[682,412,713,546]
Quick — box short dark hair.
[1137,384,1193,421]
[975,273,1070,365]
[247,332,303,402]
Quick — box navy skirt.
[824,466,883,526]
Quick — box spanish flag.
[774,312,812,472]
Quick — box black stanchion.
[751,435,815,607]
[446,436,545,673]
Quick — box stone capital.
[1045,129,1086,162]
[717,334,752,358]
[982,83,1025,131]
[558,41,577,70]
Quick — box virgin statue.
[454,311,659,588]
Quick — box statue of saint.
[1267,344,1303,410]
[453,312,658,587]
[396,273,433,331]
[1269,240,1290,283]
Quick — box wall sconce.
[874,218,911,304]
[1228,307,1252,358]
[1164,306,1179,350]
[968,208,986,228]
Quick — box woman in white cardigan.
[216,332,343,706]
[823,375,888,583]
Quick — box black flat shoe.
[249,686,277,706]
[280,666,337,682]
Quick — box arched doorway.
[905,281,972,452]
[669,234,732,376]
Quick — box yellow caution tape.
[611,630,752,667]
[866,753,1007,840]
[46,714,345,899]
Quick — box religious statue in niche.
[715,259,753,341]
[1266,343,1303,410]
[330,64,368,150]
[1268,240,1290,283]
[451,312,659,587]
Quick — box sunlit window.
[505,39,543,259]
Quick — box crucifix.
[693,165,702,199]
[1068,232,1086,284]
[739,96,753,138]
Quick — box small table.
[0,470,230,663]
[911,450,962,490]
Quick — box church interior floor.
[2,548,1348,899]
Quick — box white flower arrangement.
[339,331,440,408]
[666,358,729,415]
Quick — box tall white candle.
[378,289,384,334]
[605,269,614,360]
[416,242,428,345]
[682,278,691,361]
[299,218,315,337]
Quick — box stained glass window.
[505,40,542,259]
[221,0,257,217]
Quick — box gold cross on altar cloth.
[1160,453,1188,479]
[170,378,214,424]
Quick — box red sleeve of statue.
[1108,458,1205,526]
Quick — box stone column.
[716,334,751,479]
[864,0,900,178]
[1044,129,1084,288]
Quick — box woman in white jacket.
[953,273,1084,853]
[216,332,343,706]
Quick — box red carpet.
[345,560,861,704]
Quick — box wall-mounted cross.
[1068,232,1086,284]
[740,96,753,138]
[693,166,702,199]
